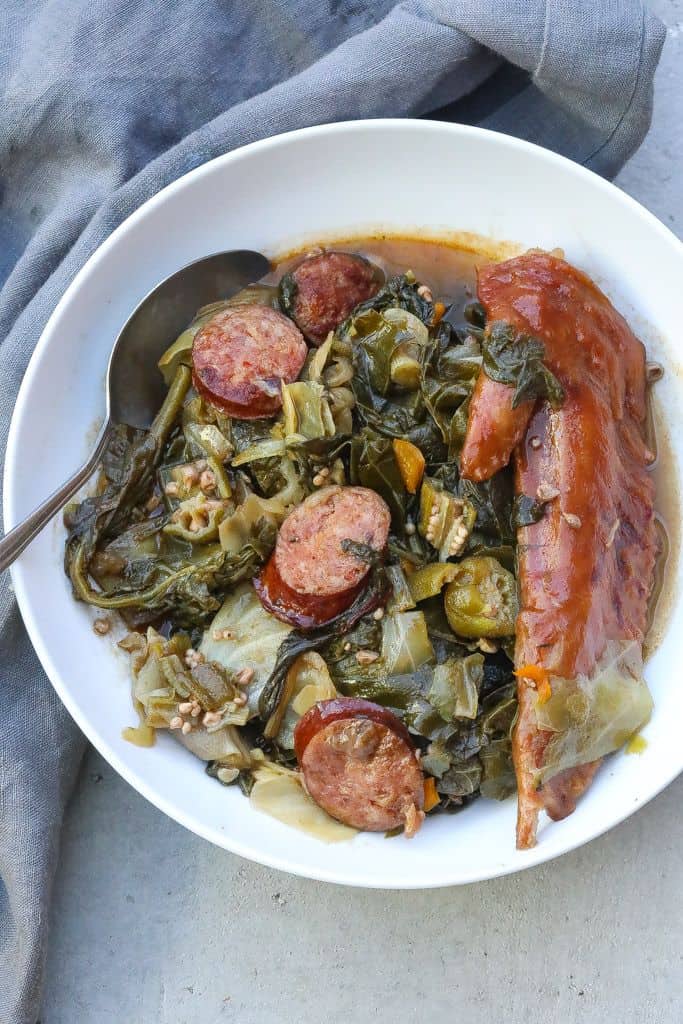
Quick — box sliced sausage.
[276,486,390,596]
[192,304,307,419]
[284,251,382,344]
[254,486,390,627]
[294,697,414,757]
[254,554,366,629]
[294,698,425,835]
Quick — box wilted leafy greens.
[482,320,565,409]
[65,252,529,821]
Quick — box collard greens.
[65,254,537,819]
[482,320,565,409]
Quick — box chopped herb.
[513,494,549,529]
[277,272,298,318]
[482,320,565,409]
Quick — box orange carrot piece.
[423,776,440,812]
[392,438,426,494]
[432,301,446,324]
[514,663,553,704]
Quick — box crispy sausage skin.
[192,304,307,418]
[255,486,391,628]
[287,251,381,344]
[460,252,657,849]
[254,555,366,630]
[294,698,425,835]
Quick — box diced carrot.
[514,663,552,704]
[514,663,546,682]
[423,776,440,812]
[432,301,447,324]
[392,438,426,494]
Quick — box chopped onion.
[381,611,435,674]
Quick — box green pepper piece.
[407,562,458,603]
[443,556,518,639]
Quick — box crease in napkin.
[0,2,665,1021]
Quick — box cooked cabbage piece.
[199,584,293,714]
[250,763,356,842]
[275,652,337,750]
[535,641,653,784]
[121,627,253,764]
[428,654,484,722]
[381,610,435,674]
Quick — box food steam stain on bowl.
[5,120,683,887]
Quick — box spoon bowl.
[0,248,270,570]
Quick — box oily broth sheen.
[267,236,493,303]
[267,235,674,655]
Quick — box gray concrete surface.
[41,5,682,1022]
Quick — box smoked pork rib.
[460,252,657,848]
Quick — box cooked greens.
[482,320,565,409]
[65,247,532,830]
[513,493,550,529]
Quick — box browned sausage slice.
[275,485,390,597]
[285,251,382,344]
[294,698,425,835]
[254,555,365,629]
[192,304,307,419]
[255,486,391,627]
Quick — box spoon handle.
[0,421,114,573]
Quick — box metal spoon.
[0,249,271,571]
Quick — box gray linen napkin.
[0,2,665,1021]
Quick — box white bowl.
[5,120,683,888]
